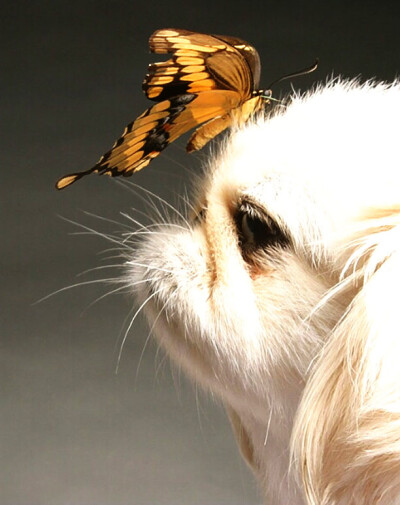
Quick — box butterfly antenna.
[266,58,319,90]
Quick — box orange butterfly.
[56,28,269,189]
[56,29,319,189]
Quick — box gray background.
[2,1,400,504]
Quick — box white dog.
[129,80,400,505]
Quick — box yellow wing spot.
[181,65,206,73]
[56,175,78,190]
[157,29,180,37]
[131,158,151,172]
[102,141,143,168]
[188,79,217,91]
[152,76,174,84]
[123,132,147,147]
[106,137,143,164]
[113,130,149,148]
[101,145,138,168]
[172,39,226,50]
[172,43,219,53]
[150,41,169,53]
[176,56,204,65]
[117,156,139,171]
[151,61,169,68]
[175,49,200,57]
[123,150,145,168]
[167,35,190,43]
[147,86,163,98]
[153,67,179,76]
[135,110,169,127]
[126,140,146,153]
[181,72,210,82]
[151,100,171,113]
[132,121,158,136]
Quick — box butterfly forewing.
[215,34,261,90]
[143,29,256,102]
[203,51,252,96]
[149,29,227,54]
[143,59,216,102]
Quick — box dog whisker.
[134,287,178,383]
[115,287,164,374]
[116,179,191,228]
[35,277,125,304]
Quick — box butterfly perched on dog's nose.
[56,28,268,189]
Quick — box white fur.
[129,80,400,504]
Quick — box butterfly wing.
[55,90,242,190]
[143,29,259,102]
[56,96,191,190]
[56,29,263,189]
[187,95,265,153]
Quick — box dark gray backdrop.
[3,1,400,504]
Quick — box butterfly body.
[56,29,268,190]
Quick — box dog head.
[129,80,400,505]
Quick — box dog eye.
[239,213,262,244]
[235,208,288,252]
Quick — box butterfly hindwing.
[55,89,249,189]
[214,34,261,90]
[56,94,195,189]
[187,95,265,153]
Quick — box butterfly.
[56,29,317,189]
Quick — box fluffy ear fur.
[292,210,400,505]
